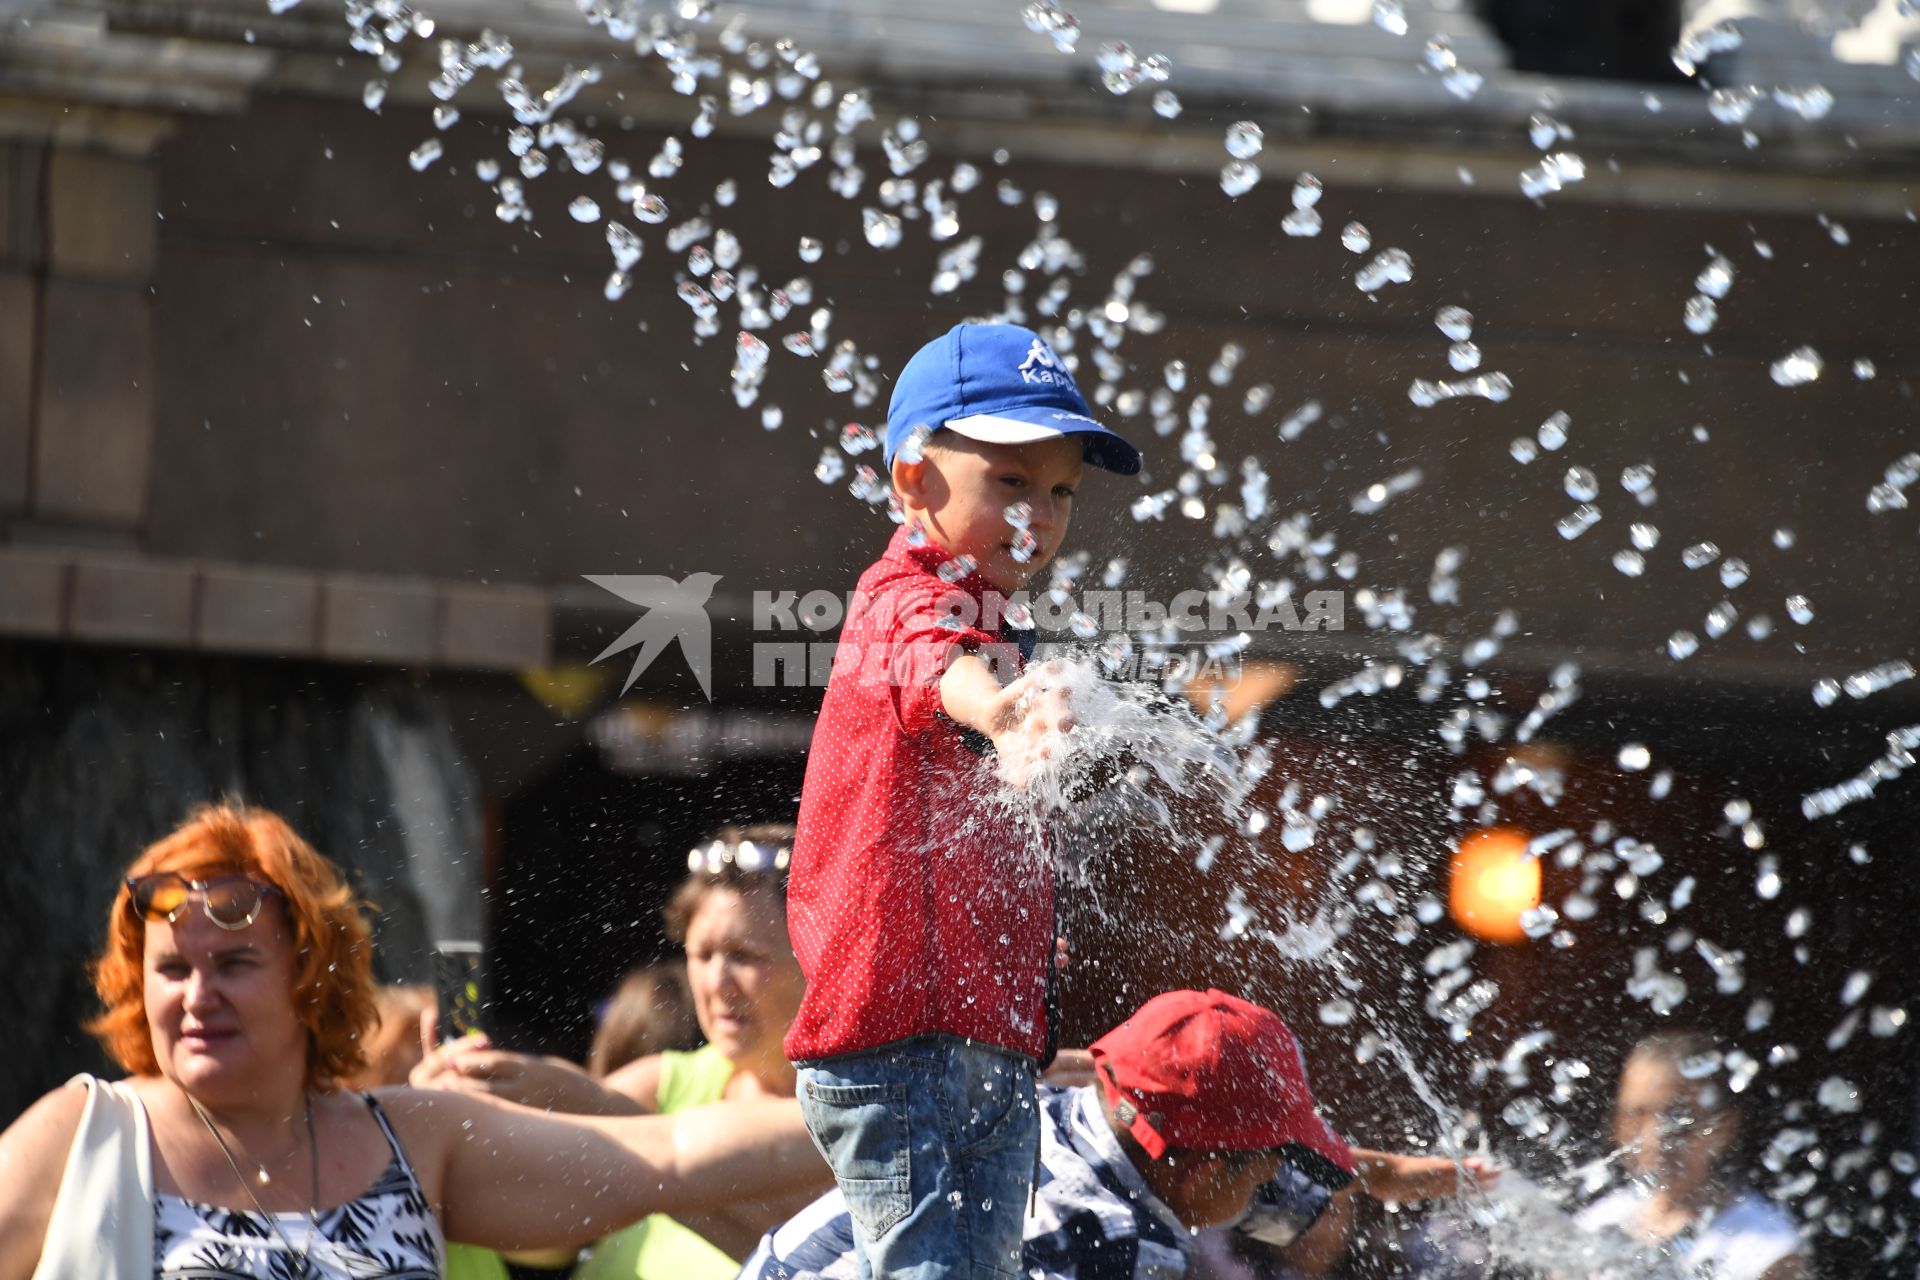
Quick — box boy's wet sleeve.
[881,582,1010,735]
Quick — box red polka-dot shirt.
[785,525,1054,1064]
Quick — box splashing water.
[292,0,1920,1269]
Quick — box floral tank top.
[153,1094,442,1280]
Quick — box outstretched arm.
[387,1088,822,1253]
[1349,1148,1501,1203]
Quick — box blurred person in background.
[1572,1030,1809,1280]
[0,803,822,1280]
[586,965,701,1078]
[352,983,436,1092]
[414,825,831,1280]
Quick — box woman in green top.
[414,826,826,1279]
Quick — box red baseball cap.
[1089,989,1355,1174]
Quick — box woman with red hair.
[0,803,820,1280]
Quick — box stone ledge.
[0,546,551,670]
[439,582,552,671]
[0,544,67,637]
[68,551,195,646]
[197,561,319,657]
[320,573,440,665]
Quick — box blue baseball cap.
[884,323,1142,476]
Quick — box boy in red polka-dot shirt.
[786,323,1141,1279]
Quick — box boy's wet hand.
[995,684,1078,786]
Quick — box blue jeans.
[796,1038,1039,1280]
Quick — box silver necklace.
[187,1093,320,1277]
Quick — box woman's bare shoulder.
[0,1078,92,1165]
[0,1080,94,1280]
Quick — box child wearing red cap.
[785,323,1143,1280]
[748,990,1498,1280]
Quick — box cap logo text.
[1018,337,1069,386]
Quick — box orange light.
[1448,828,1541,945]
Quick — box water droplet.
[1684,294,1718,335]
[631,191,669,224]
[936,555,977,584]
[1448,341,1481,372]
[1069,611,1100,640]
[1564,467,1600,502]
[1785,594,1814,624]
[1225,120,1264,159]
[1613,549,1645,577]
[1319,998,1356,1026]
[1291,173,1323,208]
[1667,630,1700,660]
[1556,504,1601,540]
[1409,373,1510,406]
[1817,1077,1861,1114]
[1853,357,1876,380]
[1519,152,1584,198]
[606,222,642,270]
[1281,206,1322,237]
[363,80,388,113]
[1618,743,1652,771]
[1355,248,1414,293]
[1435,305,1474,342]
[1630,522,1661,551]
[1152,90,1182,118]
[1770,346,1823,387]
[408,139,444,171]
[567,196,600,223]
[1708,85,1761,125]
[897,424,933,465]
[1681,541,1720,569]
[1719,557,1749,588]
[1373,0,1409,35]
[1219,160,1261,198]
[1537,410,1570,450]
[1341,221,1372,253]
[1620,464,1656,494]
[1696,254,1736,299]
[1510,437,1539,464]
[862,207,903,249]
[1003,602,1035,630]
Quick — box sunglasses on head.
[127,872,283,931]
[687,838,791,876]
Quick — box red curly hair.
[88,803,377,1091]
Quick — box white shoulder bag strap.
[31,1074,155,1280]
